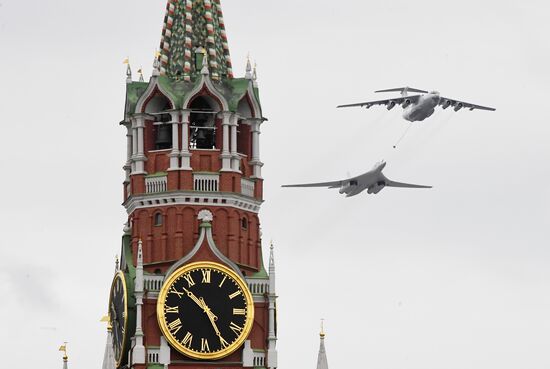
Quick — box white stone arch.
[135,78,177,114]
[182,76,229,111]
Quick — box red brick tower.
[104,2,276,369]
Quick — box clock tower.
[104,1,277,369]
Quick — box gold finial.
[320,319,325,338]
[115,254,119,271]
[155,50,161,59]
[59,342,68,360]
[123,57,129,65]
[101,315,112,331]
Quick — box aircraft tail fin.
[375,87,429,97]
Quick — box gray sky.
[1,0,549,368]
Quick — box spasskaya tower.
[103,1,277,369]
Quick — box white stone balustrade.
[241,178,255,197]
[247,278,270,295]
[193,174,220,192]
[145,175,168,194]
[144,275,164,291]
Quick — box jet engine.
[401,99,411,108]
[339,180,358,195]
[386,101,396,110]
[454,103,463,112]
[441,100,452,109]
[367,181,386,194]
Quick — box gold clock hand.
[183,287,219,320]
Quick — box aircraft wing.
[337,95,421,109]
[281,179,343,189]
[385,179,432,189]
[439,96,496,111]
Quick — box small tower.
[316,321,329,369]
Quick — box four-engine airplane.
[282,161,431,197]
[337,87,495,122]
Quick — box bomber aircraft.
[337,87,495,122]
[282,161,431,197]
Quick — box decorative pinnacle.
[269,240,275,268]
[245,54,253,80]
[59,342,68,360]
[124,57,132,83]
[153,51,161,77]
[253,62,258,87]
[138,67,144,82]
[137,239,143,265]
[320,319,325,338]
[115,255,119,271]
[100,315,112,332]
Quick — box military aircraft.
[281,161,431,197]
[337,87,495,122]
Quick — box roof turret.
[158,0,233,81]
[316,321,329,369]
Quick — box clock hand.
[200,298,222,336]
[182,287,218,320]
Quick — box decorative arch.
[135,80,177,114]
[182,76,229,111]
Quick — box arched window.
[145,94,173,150]
[241,217,248,230]
[189,97,216,149]
[154,212,163,226]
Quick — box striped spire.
[158,0,234,81]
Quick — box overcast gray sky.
[1,1,549,368]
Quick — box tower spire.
[158,0,234,80]
[316,320,328,369]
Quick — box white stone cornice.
[123,192,262,215]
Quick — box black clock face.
[109,272,128,367]
[157,262,254,360]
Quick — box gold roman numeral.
[228,290,242,300]
[201,338,210,352]
[165,306,179,314]
[170,287,184,298]
[181,332,193,348]
[229,321,243,336]
[183,273,195,287]
[219,335,229,348]
[201,270,211,284]
[233,308,246,316]
[167,318,182,335]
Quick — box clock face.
[157,261,254,360]
[109,271,128,367]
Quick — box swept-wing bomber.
[337,87,495,122]
[282,161,431,197]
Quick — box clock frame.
[108,271,129,368]
[157,261,255,360]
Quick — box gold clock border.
[109,270,129,368]
[156,261,255,360]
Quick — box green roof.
[158,0,234,81]
[126,76,256,114]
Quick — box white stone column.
[180,110,192,170]
[249,119,264,179]
[132,240,146,364]
[169,110,180,171]
[230,114,240,172]
[133,114,148,174]
[124,123,132,182]
[267,243,278,369]
[130,118,138,174]
[220,112,232,172]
